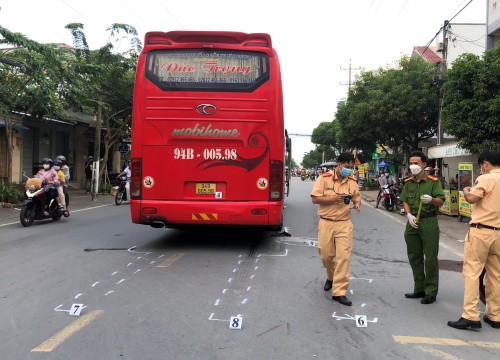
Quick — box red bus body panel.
[130,31,284,227]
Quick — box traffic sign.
[119,144,129,154]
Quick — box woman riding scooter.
[36,158,63,215]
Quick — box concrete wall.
[440,23,486,68]
[487,0,500,49]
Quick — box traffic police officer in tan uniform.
[400,150,445,304]
[311,152,361,306]
[448,150,500,330]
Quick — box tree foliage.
[443,48,500,153]
[334,56,439,157]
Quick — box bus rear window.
[145,50,269,92]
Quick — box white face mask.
[385,173,390,177]
[409,164,422,175]
[54,166,60,171]
[43,164,50,170]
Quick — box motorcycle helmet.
[53,159,62,167]
[56,155,66,164]
[42,158,53,170]
[424,166,435,175]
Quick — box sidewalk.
[360,190,470,243]
[0,190,116,226]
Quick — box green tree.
[64,23,141,196]
[336,57,439,158]
[443,48,500,153]
[311,121,342,154]
[0,26,69,181]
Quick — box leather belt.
[320,217,348,222]
[412,214,437,219]
[470,223,500,231]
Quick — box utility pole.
[340,59,362,91]
[91,99,103,201]
[436,20,449,176]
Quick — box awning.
[0,122,29,131]
[427,142,472,159]
[378,160,393,167]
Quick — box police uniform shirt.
[310,171,361,221]
[399,175,445,216]
[469,169,500,228]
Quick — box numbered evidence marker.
[69,304,84,316]
[229,316,242,330]
[355,315,368,328]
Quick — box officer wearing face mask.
[399,150,445,305]
[311,152,361,306]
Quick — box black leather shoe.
[447,317,481,330]
[405,291,425,299]
[324,279,333,292]
[421,295,436,304]
[332,295,352,306]
[484,315,500,329]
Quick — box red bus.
[130,31,290,229]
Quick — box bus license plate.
[196,183,216,194]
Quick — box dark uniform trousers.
[404,217,440,296]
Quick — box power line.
[449,0,475,22]
[399,0,410,14]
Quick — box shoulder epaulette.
[403,177,414,183]
[428,175,438,182]
[322,172,332,177]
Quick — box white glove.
[406,213,419,229]
[421,194,432,204]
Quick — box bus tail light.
[131,158,142,200]
[269,160,283,201]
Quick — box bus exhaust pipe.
[151,221,165,228]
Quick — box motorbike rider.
[117,160,132,201]
[375,169,397,208]
[56,155,70,213]
[36,158,62,215]
[53,159,69,217]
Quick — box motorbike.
[20,183,63,227]
[381,184,399,212]
[309,172,317,181]
[300,174,308,181]
[115,176,128,205]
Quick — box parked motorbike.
[381,184,399,212]
[20,183,63,227]
[115,176,128,205]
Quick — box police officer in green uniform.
[400,150,445,304]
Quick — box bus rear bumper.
[130,200,282,227]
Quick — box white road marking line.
[250,275,255,279]
[350,276,373,283]
[158,255,165,258]
[127,246,151,255]
[111,271,118,276]
[214,299,220,306]
[133,269,141,274]
[137,257,142,260]
[116,279,125,285]
[255,266,259,270]
[361,199,463,258]
[54,304,63,311]
[127,263,132,267]
[208,313,230,322]
[228,278,233,283]
[361,303,366,308]
[258,249,289,257]
[247,286,252,291]
[241,298,248,304]
[104,291,114,296]
[255,259,259,263]
[332,312,378,323]
[150,261,156,264]
[74,294,83,299]
[0,204,114,228]
[233,269,237,273]
[91,282,99,287]
[222,289,228,294]
[238,260,243,265]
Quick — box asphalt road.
[0,178,498,360]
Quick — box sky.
[0,0,488,162]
